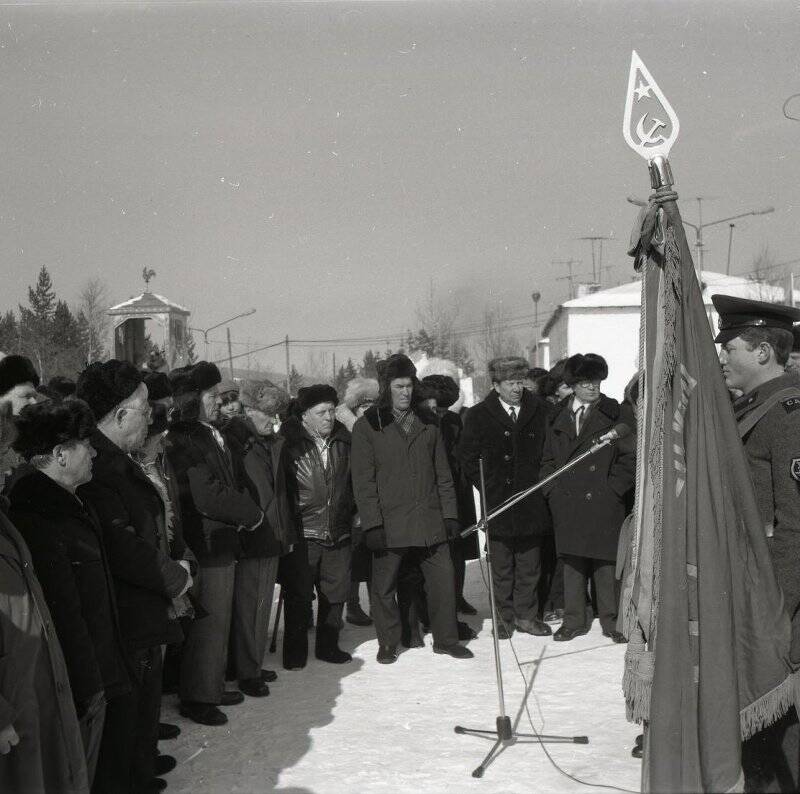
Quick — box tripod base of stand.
[454,717,589,778]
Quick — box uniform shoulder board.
[782,395,800,414]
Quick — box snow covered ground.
[162,559,642,794]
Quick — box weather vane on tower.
[142,267,157,289]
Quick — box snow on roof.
[107,292,190,315]
[560,270,800,309]
[542,270,800,337]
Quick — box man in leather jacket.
[279,385,355,667]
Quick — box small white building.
[539,271,800,401]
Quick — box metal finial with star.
[623,50,680,164]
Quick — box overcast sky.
[2,0,799,374]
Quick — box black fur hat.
[143,371,172,401]
[77,360,143,420]
[47,375,77,399]
[563,353,609,386]
[191,361,222,393]
[381,353,416,382]
[0,354,40,395]
[421,374,459,408]
[297,384,338,413]
[13,399,95,459]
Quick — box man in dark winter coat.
[279,385,355,668]
[7,400,130,790]
[219,400,295,691]
[540,354,635,643]
[76,360,194,792]
[163,362,263,727]
[351,354,473,664]
[459,356,553,639]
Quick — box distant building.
[537,271,800,400]
[107,292,191,370]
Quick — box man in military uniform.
[713,294,800,793]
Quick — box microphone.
[594,423,631,446]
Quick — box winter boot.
[315,624,352,664]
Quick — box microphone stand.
[459,433,621,540]
[453,436,621,778]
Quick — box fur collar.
[363,404,438,432]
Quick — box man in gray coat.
[351,354,473,664]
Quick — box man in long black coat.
[76,361,193,791]
[7,399,130,791]
[540,354,635,643]
[459,356,553,638]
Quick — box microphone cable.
[474,550,640,794]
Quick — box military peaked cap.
[711,294,800,345]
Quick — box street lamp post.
[189,308,257,364]
[626,197,774,271]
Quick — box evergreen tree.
[27,266,56,321]
[360,349,383,379]
[288,364,303,395]
[186,331,198,364]
[0,311,18,354]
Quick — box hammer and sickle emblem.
[635,113,667,146]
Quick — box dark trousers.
[371,542,458,649]
[743,706,800,792]
[561,554,617,632]
[488,535,543,625]
[180,559,236,704]
[93,646,162,794]
[539,535,564,614]
[231,556,279,682]
[78,691,106,788]
[450,540,467,601]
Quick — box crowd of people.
[1,290,799,793]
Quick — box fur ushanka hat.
[13,399,96,459]
[297,384,338,413]
[77,360,143,420]
[421,374,460,408]
[562,353,609,386]
[487,356,528,383]
[0,354,40,395]
[143,371,173,401]
[380,353,417,382]
[342,377,379,411]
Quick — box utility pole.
[284,335,291,395]
[226,327,235,379]
[332,352,337,381]
[577,236,611,283]
[553,259,582,300]
[726,224,735,275]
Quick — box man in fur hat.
[351,354,473,664]
[76,360,195,790]
[163,362,264,727]
[0,354,40,415]
[459,356,553,638]
[540,353,634,643]
[279,384,355,667]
